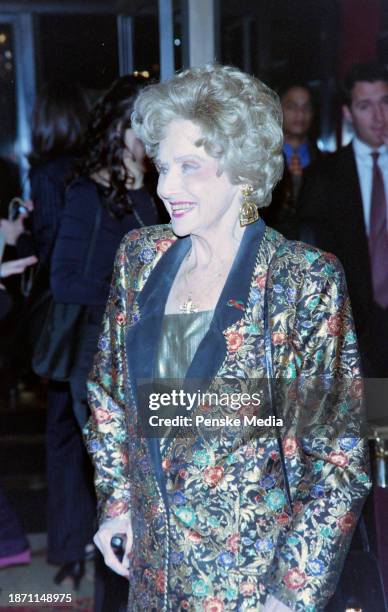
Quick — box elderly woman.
[84,65,371,611]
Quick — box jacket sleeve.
[266,251,371,611]
[50,183,109,306]
[83,237,132,523]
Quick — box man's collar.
[352,135,386,157]
[283,141,309,153]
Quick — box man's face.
[344,80,388,148]
[281,87,313,140]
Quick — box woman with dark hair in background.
[27,81,93,589]
[51,74,160,429]
[50,74,161,608]
[29,80,89,263]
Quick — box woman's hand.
[263,595,293,612]
[0,256,38,278]
[93,517,133,578]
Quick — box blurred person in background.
[29,80,90,264]
[50,74,161,609]
[298,63,388,379]
[262,82,321,239]
[0,253,37,318]
[27,81,93,589]
[298,62,388,599]
[51,74,160,431]
[0,199,36,397]
[0,253,37,572]
[0,487,30,570]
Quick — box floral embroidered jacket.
[84,219,371,612]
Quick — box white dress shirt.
[352,136,388,235]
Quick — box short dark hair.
[29,81,89,166]
[343,62,388,106]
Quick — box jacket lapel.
[126,235,191,385]
[184,218,266,391]
[125,235,190,507]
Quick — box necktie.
[369,152,388,308]
[289,151,303,177]
[289,151,303,200]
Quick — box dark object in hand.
[111,534,127,562]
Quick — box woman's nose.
[157,167,181,198]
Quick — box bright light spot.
[341,118,354,147]
[133,70,150,78]
[0,33,7,44]
[174,38,181,47]
[317,134,337,152]
[4,50,12,58]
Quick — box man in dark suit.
[262,82,322,238]
[298,63,388,602]
[299,63,388,380]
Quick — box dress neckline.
[163,309,214,317]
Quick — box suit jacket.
[84,221,370,611]
[298,143,383,377]
[262,143,323,240]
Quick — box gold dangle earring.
[239,185,259,227]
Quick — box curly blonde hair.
[132,64,284,208]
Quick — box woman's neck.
[165,211,247,314]
[186,216,245,272]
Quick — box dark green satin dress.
[155,310,213,454]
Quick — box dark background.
[0,0,385,172]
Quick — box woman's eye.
[182,162,199,172]
[158,165,168,175]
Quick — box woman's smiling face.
[156,119,240,237]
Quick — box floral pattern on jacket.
[84,223,371,612]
